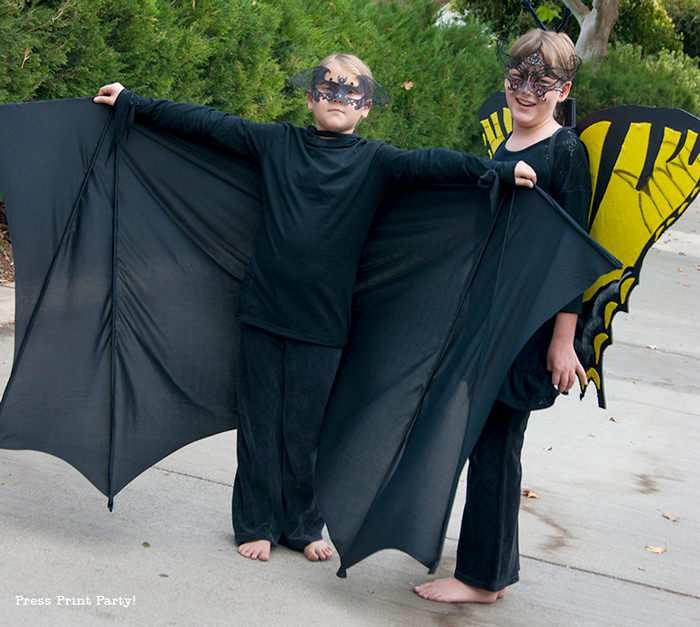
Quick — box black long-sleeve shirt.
[121,90,516,346]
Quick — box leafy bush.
[611,0,683,55]
[661,0,700,60]
[575,43,700,117]
[449,0,524,36]
[2,0,699,154]
[447,0,578,41]
[0,0,504,152]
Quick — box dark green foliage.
[448,0,579,41]
[450,0,526,37]
[575,43,700,117]
[1,0,699,153]
[611,0,683,55]
[0,0,502,152]
[661,0,700,60]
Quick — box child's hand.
[546,336,587,393]
[513,160,536,188]
[93,83,126,107]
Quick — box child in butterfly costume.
[415,29,588,603]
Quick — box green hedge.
[575,43,700,117]
[1,0,699,155]
[0,0,501,152]
[661,0,700,60]
[611,0,683,55]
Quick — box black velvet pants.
[455,399,531,591]
[232,323,342,550]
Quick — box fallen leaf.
[677,267,685,273]
[646,344,658,350]
[694,264,700,271]
[678,251,686,256]
[609,416,620,423]
[142,541,151,548]
[545,446,552,451]
[522,489,539,499]
[662,512,680,522]
[645,545,667,554]
[367,590,374,595]
[637,566,646,571]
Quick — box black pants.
[232,323,342,550]
[455,399,530,591]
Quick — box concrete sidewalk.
[1,201,699,626]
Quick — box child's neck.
[505,119,562,152]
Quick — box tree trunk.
[564,0,620,66]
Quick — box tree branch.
[562,0,590,22]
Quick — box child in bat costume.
[95,53,536,563]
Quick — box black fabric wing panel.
[0,99,120,495]
[316,182,495,569]
[109,121,260,496]
[0,98,261,498]
[0,100,113,354]
[317,185,621,574]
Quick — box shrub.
[449,0,525,37]
[447,0,579,41]
[4,0,698,154]
[661,0,700,60]
[0,0,504,151]
[575,43,700,117]
[611,0,683,55]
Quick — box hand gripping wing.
[478,92,700,407]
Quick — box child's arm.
[379,145,536,188]
[545,129,592,393]
[546,312,587,393]
[94,83,277,159]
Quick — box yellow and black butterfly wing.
[478,91,511,158]
[576,105,700,406]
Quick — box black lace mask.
[503,49,579,101]
[290,66,390,109]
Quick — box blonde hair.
[509,30,578,75]
[319,53,373,80]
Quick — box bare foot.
[413,577,507,603]
[237,540,271,561]
[303,539,334,561]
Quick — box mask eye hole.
[505,69,522,91]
